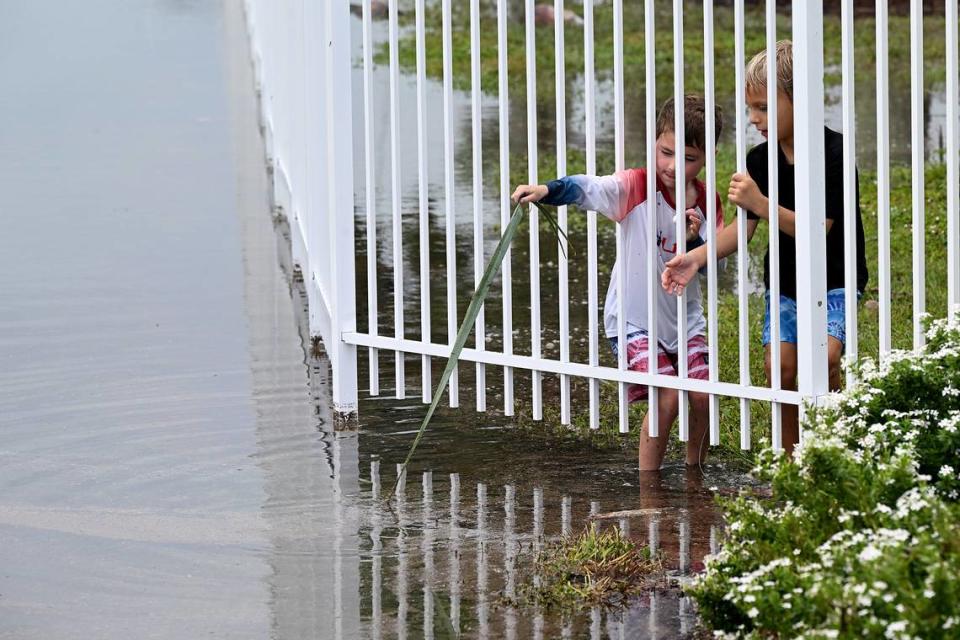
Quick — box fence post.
[792,2,829,431]
[324,0,359,419]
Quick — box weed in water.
[515,526,666,610]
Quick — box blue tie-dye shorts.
[762,288,856,346]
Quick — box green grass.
[513,526,665,609]
[376,3,951,111]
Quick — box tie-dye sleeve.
[541,168,648,222]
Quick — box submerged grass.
[515,526,666,610]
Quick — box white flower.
[747,607,759,619]
[884,620,908,639]
[858,545,883,562]
[939,465,954,478]
[924,589,935,598]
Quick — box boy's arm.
[729,173,835,237]
[512,170,648,222]
[662,219,757,294]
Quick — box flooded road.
[0,1,752,638]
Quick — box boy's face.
[654,132,707,192]
[745,87,795,144]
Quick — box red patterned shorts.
[608,331,709,403]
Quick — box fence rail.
[243,0,960,449]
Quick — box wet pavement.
[0,1,752,638]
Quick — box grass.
[376,2,951,110]
[513,525,666,609]
[366,1,956,465]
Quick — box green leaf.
[389,202,562,499]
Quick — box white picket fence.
[243,0,960,450]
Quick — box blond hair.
[745,40,793,101]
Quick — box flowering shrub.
[691,316,960,639]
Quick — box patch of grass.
[376,3,950,111]
[515,526,666,609]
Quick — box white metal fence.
[243,0,960,450]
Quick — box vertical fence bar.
[476,483,488,638]
[556,0,571,426]
[614,0,628,434]
[793,1,828,423]
[673,0,689,441]
[910,0,925,350]
[442,0,459,407]
[526,0,543,421]
[422,472,434,640]
[362,0,379,396]
[841,0,857,384]
[645,0,659,436]
[416,0,431,403]
[471,0,487,411]
[735,0,751,450]
[295,0,307,276]
[949,0,960,316]
[388,0,405,399]
[876,0,891,356]
[766,0,782,450]
[449,473,460,633]
[325,0,359,415]
[704,0,720,446]
[498,0,514,416]
[584,0,601,430]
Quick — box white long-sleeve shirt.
[542,168,724,352]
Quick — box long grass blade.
[534,201,569,258]
[390,203,561,498]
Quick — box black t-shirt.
[746,127,868,300]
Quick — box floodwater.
[0,1,759,639]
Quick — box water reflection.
[348,419,752,638]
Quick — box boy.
[661,41,868,455]
[512,95,725,471]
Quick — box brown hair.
[655,94,723,152]
[745,40,793,101]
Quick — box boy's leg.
[612,331,682,472]
[828,337,844,390]
[684,336,712,466]
[639,386,679,471]
[825,288,852,391]
[764,342,799,454]
[686,392,710,465]
[762,292,800,455]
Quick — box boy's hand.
[684,208,703,243]
[661,253,700,296]
[511,184,549,204]
[728,173,766,216]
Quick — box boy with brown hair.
[512,95,724,471]
[661,41,868,455]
